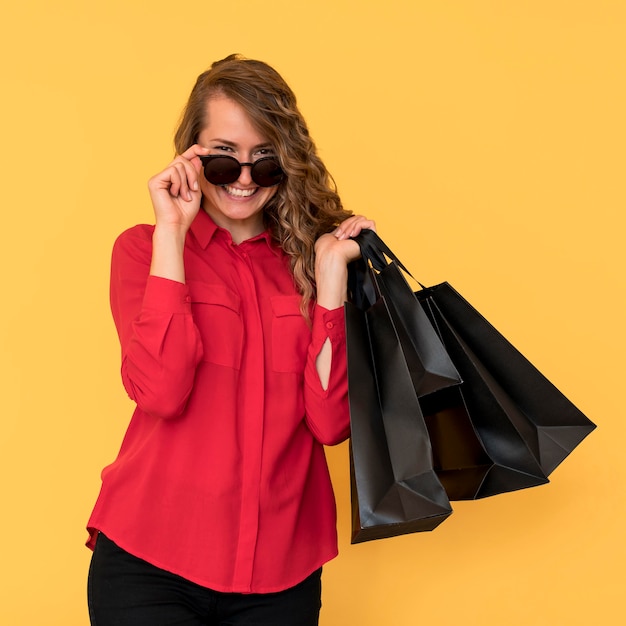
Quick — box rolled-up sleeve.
[303,304,350,445]
[110,227,204,420]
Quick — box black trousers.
[88,533,322,626]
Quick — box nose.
[237,162,254,186]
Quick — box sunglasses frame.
[199,155,285,188]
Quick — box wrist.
[315,253,348,309]
[150,226,187,283]
[153,222,189,244]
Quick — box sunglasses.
[199,155,285,188]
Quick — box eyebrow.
[209,138,273,150]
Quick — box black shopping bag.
[417,282,596,499]
[346,294,452,543]
[350,230,596,502]
[348,238,461,401]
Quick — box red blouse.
[87,209,350,593]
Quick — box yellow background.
[1,1,624,624]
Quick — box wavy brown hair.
[174,54,352,316]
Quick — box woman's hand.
[315,214,377,270]
[314,215,377,309]
[147,145,210,234]
[148,145,210,283]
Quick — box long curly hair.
[174,54,352,316]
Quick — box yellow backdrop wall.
[1,1,624,624]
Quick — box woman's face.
[197,96,279,243]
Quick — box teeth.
[225,186,256,198]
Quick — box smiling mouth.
[224,185,257,198]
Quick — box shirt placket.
[229,242,266,591]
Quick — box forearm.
[315,254,348,310]
[150,225,188,284]
[314,253,348,389]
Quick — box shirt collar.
[189,209,281,257]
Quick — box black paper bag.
[346,295,452,543]
[349,246,461,402]
[417,282,596,498]
[350,230,596,502]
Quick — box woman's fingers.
[172,161,196,201]
[149,146,208,202]
[179,144,210,164]
[334,215,377,240]
[178,145,211,193]
[147,148,212,231]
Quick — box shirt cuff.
[142,275,192,315]
[311,304,346,348]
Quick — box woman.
[86,54,375,625]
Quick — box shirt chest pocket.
[271,295,311,374]
[188,281,243,370]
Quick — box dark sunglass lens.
[251,158,285,187]
[203,157,241,185]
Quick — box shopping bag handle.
[350,229,409,274]
[351,229,425,287]
[347,229,424,307]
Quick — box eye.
[255,147,275,158]
[216,145,234,152]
